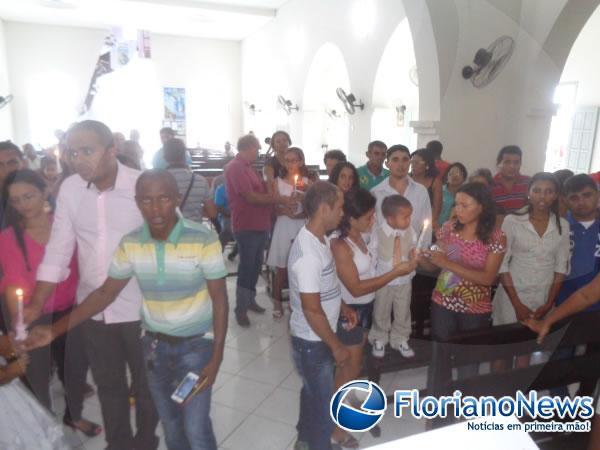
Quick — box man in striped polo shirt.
[491,145,531,214]
[25,170,228,450]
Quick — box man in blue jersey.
[557,174,600,311]
[551,174,600,397]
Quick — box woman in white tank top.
[266,147,311,319]
[329,188,416,447]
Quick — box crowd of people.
[1,122,600,450]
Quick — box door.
[567,107,599,173]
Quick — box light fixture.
[396,105,407,127]
[40,0,80,9]
[244,102,261,115]
[326,109,341,119]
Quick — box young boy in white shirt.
[369,195,417,358]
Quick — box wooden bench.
[426,311,600,448]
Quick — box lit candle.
[15,288,27,340]
[293,174,299,193]
[416,219,430,251]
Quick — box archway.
[301,42,350,166]
[242,49,292,146]
[544,3,600,172]
[371,18,419,149]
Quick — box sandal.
[331,432,359,449]
[63,416,103,437]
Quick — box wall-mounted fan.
[0,94,13,110]
[462,35,514,88]
[277,95,299,115]
[336,88,364,114]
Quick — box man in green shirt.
[357,140,389,191]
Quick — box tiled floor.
[47,259,427,449]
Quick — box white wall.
[242,0,412,166]
[561,5,600,171]
[0,19,13,139]
[3,21,241,153]
[241,0,591,175]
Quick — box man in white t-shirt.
[288,181,358,450]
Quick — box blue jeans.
[234,230,268,314]
[142,334,217,450]
[291,336,335,450]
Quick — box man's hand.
[198,357,222,391]
[332,345,350,368]
[22,325,53,351]
[23,303,43,326]
[533,303,553,320]
[522,318,551,344]
[340,303,358,330]
[6,354,30,378]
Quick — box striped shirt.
[491,174,530,214]
[108,219,227,337]
[288,225,341,341]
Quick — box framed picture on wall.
[163,87,186,141]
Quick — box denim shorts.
[336,302,374,346]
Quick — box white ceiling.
[0,0,289,40]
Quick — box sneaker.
[395,340,415,358]
[372,340,385,358]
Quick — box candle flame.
[16,288,23,296]
[424,219,429,227]
[54,149,59,157]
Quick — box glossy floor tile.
[43,273,433,449]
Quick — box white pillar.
[410,120,440,149]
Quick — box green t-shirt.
[357,164,389,191]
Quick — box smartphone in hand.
[171,372,208,404]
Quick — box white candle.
[15,288,27,340]
[416,219,430,251]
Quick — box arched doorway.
[545,4,600,173]
[242,52,292,146]
[371,18,419,149]
[302,43,351,166]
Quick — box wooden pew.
[426,311,600,448]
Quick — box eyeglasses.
[285,158,301,164]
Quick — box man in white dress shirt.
[370,144,432,246]
[24,120,159,450]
